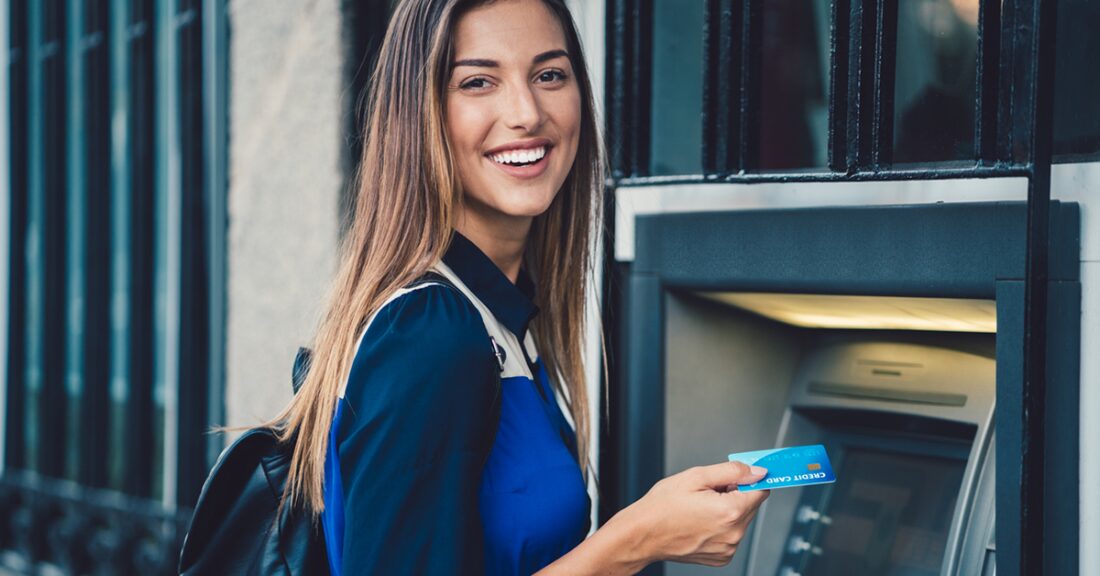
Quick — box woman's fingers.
[625,463,771,567]
[689,461,768,490]
[731,487,770,506]
[724,487,769,522]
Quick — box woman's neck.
[454,208,530,284]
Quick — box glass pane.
[81,0,113,489]
[758,0,831,170]
[650,0,705,176]
[893,0,979,164]
[1052,0,1100,160]
[45,0,70,479]
[7,0,30,472]
[118,0,158,498]
[174,0,208,506]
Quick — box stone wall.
[225,0,345,428]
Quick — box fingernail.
[751,466,767,476]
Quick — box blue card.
[728,444,837,492]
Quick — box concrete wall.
[225,0,344,428]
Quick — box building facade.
[2,0,1098,575]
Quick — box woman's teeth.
[489,146,547,166]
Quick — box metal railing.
[3,0,226,572]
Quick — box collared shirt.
[322,233,590,575]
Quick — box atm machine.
[611,201,1088,576]
[660,291,997,576]
[744,339,995,576]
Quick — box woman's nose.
[504,83,544,132]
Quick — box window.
[892,0,979,165]
[610,0,1084,178]
[757,0,831,170]
[1052,0,1100,160]
[2,1,224,573]
[649,0,705,175]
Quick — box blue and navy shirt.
[321,233,591,575]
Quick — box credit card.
[728,444,836,492]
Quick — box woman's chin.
[461,188,561,224]
[510,202,557,220]
[489,197,558,220]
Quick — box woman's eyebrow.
[453,58,498,68]
[452,49,570,69]
[532,49,569,64]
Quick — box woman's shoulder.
[340,277,497,400]
[367,275,489,346]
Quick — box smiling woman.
[251,1,771,575]
[446,0,582,256]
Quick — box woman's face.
[445,0,581,233]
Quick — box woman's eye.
[460,77,491,90]
[537,70,567,83]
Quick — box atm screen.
[795,447,967,576]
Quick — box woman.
[270,0,770,573]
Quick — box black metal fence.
[3,1,224,573]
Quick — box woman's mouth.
[486,145,552,178]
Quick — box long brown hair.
[268,0,604,515]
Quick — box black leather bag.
[178,349,327,576]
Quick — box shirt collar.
[443,232,539,339]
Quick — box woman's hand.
[608,461,770,568]
[535,461,768,575]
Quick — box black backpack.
[178,348,327,576]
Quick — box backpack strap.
[295,271,507,399]
[430,262,531,379]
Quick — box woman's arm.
[537,462,769,575]
[334,285,499,574]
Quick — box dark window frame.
[5,0,29,475]
[123,0,157,500]
[38,0,69,483]
[78,0,112,491]
[2,0,228,572]
[175,0,209,509]
[607,0,1068,183]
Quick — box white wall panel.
[1052,161,1099,571]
